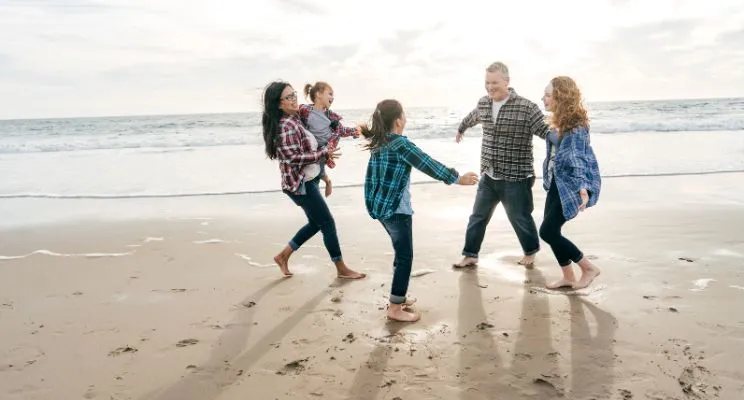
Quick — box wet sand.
[1,173,743,399]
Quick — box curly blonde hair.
[549,76,589,135]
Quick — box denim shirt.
[542,126,601,220]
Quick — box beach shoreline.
[1,173,744,399]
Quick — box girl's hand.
[457,172,479,185]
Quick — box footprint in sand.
[108,346,138,357]
[276,357,310,375]
[176,339,199,348]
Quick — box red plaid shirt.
[276,114,328,194]
[298,104,358,168]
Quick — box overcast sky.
[1,0,743,119]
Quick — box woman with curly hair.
[539,76,602,289]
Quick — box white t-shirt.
[486,95,509,180]
[302,129,321,181]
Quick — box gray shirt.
[394,179,413,215]
[545,129,562,187]
[305,108,334,147]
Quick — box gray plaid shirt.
[458,88,549,181]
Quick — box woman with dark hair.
[539,76,601,289]
[362,99,479,322]
[298,81,360,197]
[261,81,365,280]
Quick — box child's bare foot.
[546,278,575,289]
[387,303,420,322]
[574,264,601,289]
[273,253,293,278]
[335,263,366,279]
[453,256,478,268]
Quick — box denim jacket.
[542,126,601,220]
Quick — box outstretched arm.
[396,139,460,184]
[457,107,480,134]
[456,107,480,143]
[529,104,549,139]
[337,121,359,138]
[328,110,359,139]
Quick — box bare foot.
[518,254,535,267]
[273,254,293,278]
[336,265,366,280]
[387,304,420,322]
[453,256,478,268]
[574,266,601,289]
[403,297,417,306]
[546,278,575,289]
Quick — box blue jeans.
[462,175,540,258]
[380,214,413,304]
[284,179,342,263]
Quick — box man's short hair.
[486,62,509,79]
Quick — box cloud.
[276,0,325,15]
[717,28,744,47]
[568,19,744,101]
[1,0,743,118]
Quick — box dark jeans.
[539,180,583,267]
[380,214,413,305]
[462,175,540,258]
[284,179,342,263]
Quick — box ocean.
[1,98,743,199]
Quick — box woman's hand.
[457,172,479,185]
[327,146,342,161]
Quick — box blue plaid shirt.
[365,134,460,220]
[542,126,601,220]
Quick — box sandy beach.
[1,172,744,400]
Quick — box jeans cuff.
[461,251,478,258]
[288,241,300,251]
[559,260,573,267]
[331,255,343,263]
[389,294,406,304]
[524,247,540,256]
[572,252,584,263]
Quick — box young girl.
[299,81,360,197]
[539,76,602,290]
[361,99,479,322]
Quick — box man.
[453,61,549,268]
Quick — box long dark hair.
[360,99,403,151]
[262,81,291,160]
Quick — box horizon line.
[1,95,741,122]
